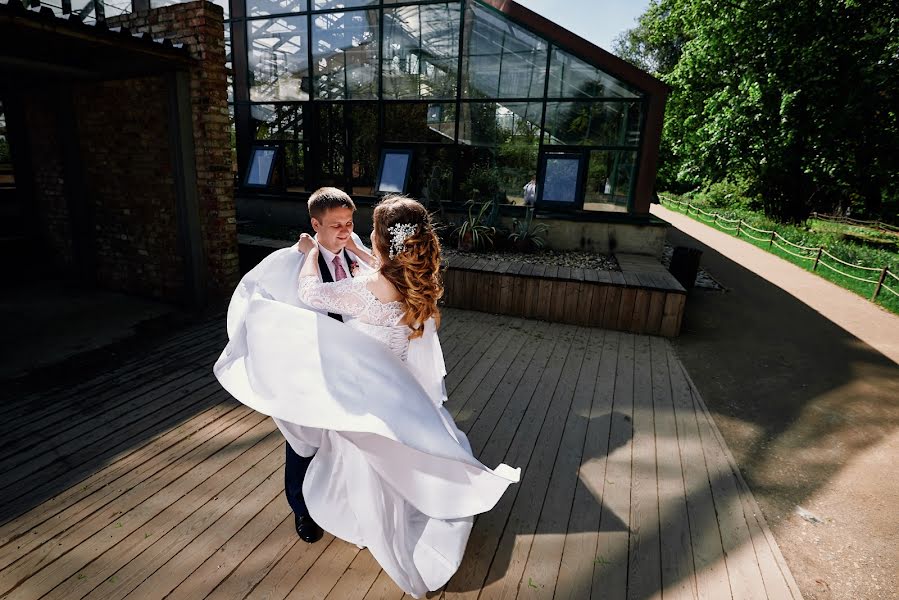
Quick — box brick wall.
[108,1,238,296]
[23,92,73,270]
[73,78,184,298]
[18,1,236,302]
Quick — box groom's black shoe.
[295,514,323,543]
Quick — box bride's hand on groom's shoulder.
[297,233,316,254]
[344,235,361,254]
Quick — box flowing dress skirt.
[213,247,519,597]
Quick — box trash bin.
[669,246,702,291]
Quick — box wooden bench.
[441,253,686,337]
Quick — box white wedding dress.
[213,244,520,598]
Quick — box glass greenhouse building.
[224,0,669,215]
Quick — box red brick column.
[109,0,237,296]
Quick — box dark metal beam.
[59,83,96,283]
[0,55,103,79]
[450,0,467,200]
[166,70,207,308]
[1,89,39,249]
[632,90,666,214]
[230,3,253,184]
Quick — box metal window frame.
[228,0,669,214]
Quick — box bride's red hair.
[372,196,443,340]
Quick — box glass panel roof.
[249,17,310,101]
[312,9,379,99]
[543,100,642,146]
[382,3,461,99]
[548,47,641,99]
[462,2,547,99]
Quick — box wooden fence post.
[872,267,888,300]
[813,248,823,271]
[736,220,742,237]
[768,231,775,248]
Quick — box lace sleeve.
[298,275,368,317]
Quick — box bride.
[213,195,519,597]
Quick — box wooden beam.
[0,15,191,69]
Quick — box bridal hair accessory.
[387,223,417,259]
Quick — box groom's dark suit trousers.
[285,444,314,517]
[284,249,351,519]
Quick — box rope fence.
[739,229,772,243]
[882,270,899,300]
[820,249,883,271]
[773,233,818,252]
[662,195,898,302]
[811,212,899,235]
[771,240,815,261]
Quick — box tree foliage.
[615,0,899,223]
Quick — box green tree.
[613,0,688,191]
[613,0,687,75]
[616,0,899,223]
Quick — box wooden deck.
[0,309,801,600]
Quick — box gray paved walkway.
[653,205,899,364]
[653,204,899,600]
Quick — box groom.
[287,186,364,543]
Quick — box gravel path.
[442,248,620,271]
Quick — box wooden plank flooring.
[0,309,801,600]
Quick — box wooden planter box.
[441,256,686,337]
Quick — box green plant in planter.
[422,164,451,222]
[452,200,497,251]
[462,164,506,225]
[508,207,549,251]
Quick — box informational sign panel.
[541,155,582,204]
[376,149,413,194]
[245,146,278,188]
